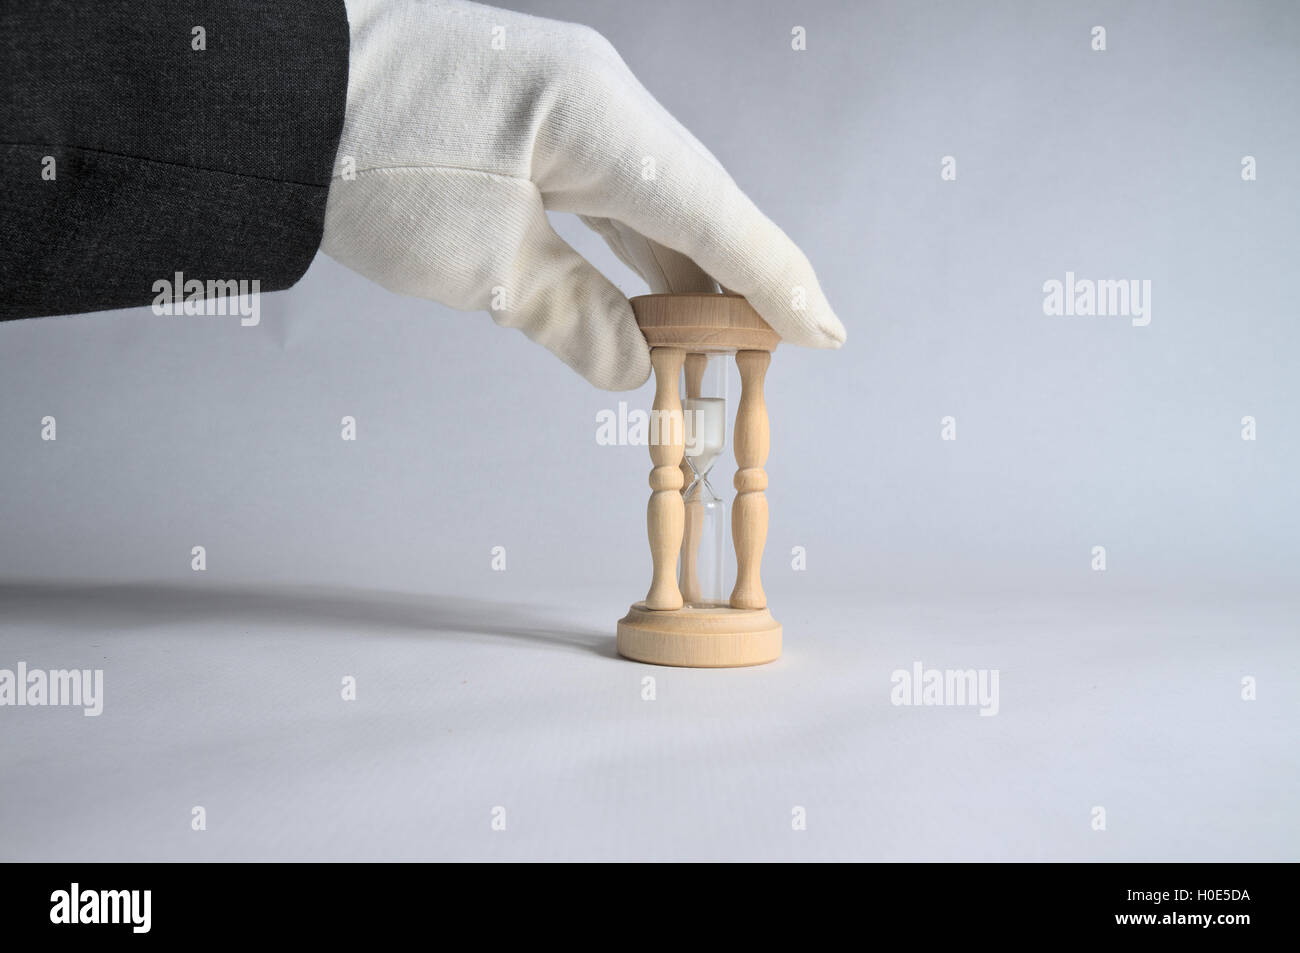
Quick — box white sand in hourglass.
[683,396,725,476]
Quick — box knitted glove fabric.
[322,0,845,390]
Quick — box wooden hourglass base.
[617,603,782,668]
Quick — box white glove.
[322,0,846,390]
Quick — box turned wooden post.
[678,351,708,605]
[645,347,686,610]
[730,350,770,610]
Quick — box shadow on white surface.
[0,580,616,658]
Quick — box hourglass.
[616,293,782,667]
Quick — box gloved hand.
[322,0,846,390]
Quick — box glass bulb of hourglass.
[683,396,726,478]
[680,395,727,607]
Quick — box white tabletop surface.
[2,579,1293,862]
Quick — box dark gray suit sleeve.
[0,0,350,319]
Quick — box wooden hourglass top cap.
[630,293,780,353]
